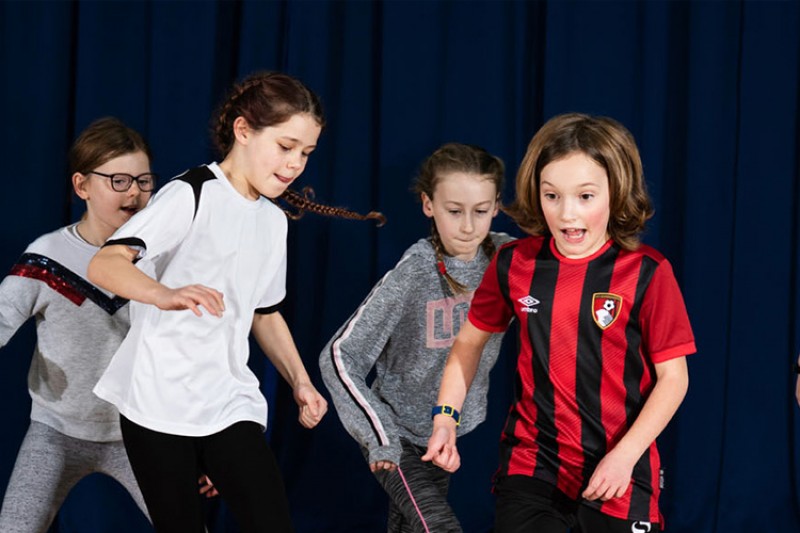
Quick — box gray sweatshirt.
[320,233,512,465]
[0,225,130,441]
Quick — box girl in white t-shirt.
[89,72,382,533]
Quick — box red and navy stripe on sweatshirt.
[469,236,695,523]
[10,253,128,315]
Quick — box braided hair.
[413,143,504,295]
[213,71,384,225]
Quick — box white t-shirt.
[94,162,288,436]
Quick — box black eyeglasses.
[87,171,158,192]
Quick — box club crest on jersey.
[592,293,622,329]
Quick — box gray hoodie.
[320,233,512,465]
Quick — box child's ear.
[232,116,251,145]
[421,193,434,218]
[72,172,90,200]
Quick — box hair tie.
[437,261,447,275]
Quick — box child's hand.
[198,474,218,498]
[294,383,328,428]
[582,448,636,501]
[422,423,461,472]
[370,460,397,473]
[154,285,225,317]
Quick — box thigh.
[0,422,83,533]
[575,504,660,533]
[199,421,292,533]
[373,440,461,533]
[120,415,205,533]
[493,475,576,533]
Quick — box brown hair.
[505,113,653,250]
[69,117,151,174]
[213,71,383,225]
[413,143,504,294]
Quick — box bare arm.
[582,356,689,501]
[251,312,327,428]
[87,244,224,317]
[421,320,493,472]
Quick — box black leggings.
[494,475,661,533]
[120,416,292,533]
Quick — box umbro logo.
[518,295,540,314]
[631,522,652,533]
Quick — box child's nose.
[560,199,577,221]
[287,153,303,169]
[461,213,474,233]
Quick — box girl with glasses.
[0,117,153,532]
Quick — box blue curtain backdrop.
[0,1,798,532]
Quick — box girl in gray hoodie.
[321,143,512,533]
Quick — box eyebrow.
[442,200,495,206]
[540,180,600,188]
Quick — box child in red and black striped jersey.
[424,113,695,533]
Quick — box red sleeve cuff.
[651,341,696,364]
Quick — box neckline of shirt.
[547,237,614,264]
[207,162,268,210]
[65,223,100,251]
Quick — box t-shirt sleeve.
[468,252,513,333]
[640,258,696,363]
[104,180,195,260]
[255,233,287,312]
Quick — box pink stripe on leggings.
[397,466,430,533]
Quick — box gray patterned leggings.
[373,439,462,533]
[0,421,149,533]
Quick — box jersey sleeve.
[104,180,195,260]
[318,255,418,466]
[468,250,513,333]
[639,258,696,363]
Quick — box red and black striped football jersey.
[469,236,695,523]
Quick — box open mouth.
[561,229,586,243]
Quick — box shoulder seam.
[172,166,216,220]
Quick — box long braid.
[430,222,468,295]
[211,72,384,226]
[276,187,386,225]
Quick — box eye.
[580,193,595,201]
[448,209,462,215]
[278,144,292,152]
[111,174,132,188]
[475,209,489,215]
[542,192,557,201]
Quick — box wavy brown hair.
[505,113,653,250]
[213,71,384,225]
[413,143,504,294]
